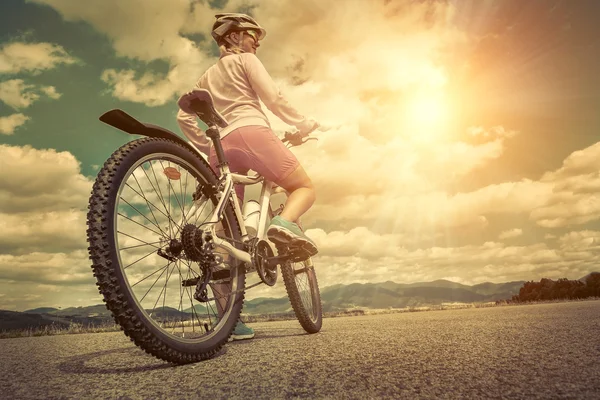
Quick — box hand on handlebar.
[282,130,305,146]
[281,120,336,147]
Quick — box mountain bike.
[86,89,322,364]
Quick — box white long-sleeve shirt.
[177,52,316,154]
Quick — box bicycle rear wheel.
[87,137,244,364]
[281,257,322,333]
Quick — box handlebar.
[281,131,318,147]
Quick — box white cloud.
[0,144,92,214]
[302,177,551,235]
[301,227,597,290]
[30,0,217,106]
[0,210,88,255]
[0,250,102,311]
[0,145,97,308]
[468,125,518,139]
[499,228,523,240]
[0,113,29,135]
[29,0,465,110]
[557,230,600,252]
[542,142,600,180]
[0,79,39,108]
[0,42,78,74]
[530,141,600,228]
[101,69,182,107]
[0,79,63,109]
[0,250,92,285]
[40,85,62,99]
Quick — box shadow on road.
[57,347,175,374]
[57,330,310,372]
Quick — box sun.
[404,92,450,142]
[410,94,446,124]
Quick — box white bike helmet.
[211,13,266,45]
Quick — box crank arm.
[266,250,309,266]
[181,269,233,287]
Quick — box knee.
[296,176,315,194]
[302,180,316,203]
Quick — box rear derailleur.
[180,223,225,302]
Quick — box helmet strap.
[223,32,246,53]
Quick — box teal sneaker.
[267,216,318,256]
[228,320,255,341]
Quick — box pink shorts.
[209,125,300,201]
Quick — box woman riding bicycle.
[177,13,321,339]
[177,13,319,254]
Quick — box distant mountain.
[49,304,112,318]
[0,304,115,332]
[0,310,71,331]
[23,307,59,314]
[145,306,189,320]
[317,280,524,312]
[244,296,292,314]
[579,272,600,283]
[182,304,208,314]
[1,279,526,332]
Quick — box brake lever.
[283,132,318,147]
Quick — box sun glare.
[404,92,450,143]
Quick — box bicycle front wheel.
[87,137,245,364]
[281,257,323,333]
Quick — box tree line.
[511,272,600,302]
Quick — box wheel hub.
[168,239,183,257]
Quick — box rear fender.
[99,109,213,173]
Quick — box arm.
[177,105,211,155]
[242,53,318,134]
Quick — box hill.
[1,279,525,332]
[23,307,59,314]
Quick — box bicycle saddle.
[177,89,229,129]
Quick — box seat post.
[205,125,228,167]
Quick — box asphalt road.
[1,300,599,399]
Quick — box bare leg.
[277,165,315,222]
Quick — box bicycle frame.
[184,144,286,266]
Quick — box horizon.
[2,0,600,311]
[9,274,600,313]
[10,277,529,312]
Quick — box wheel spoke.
[141,161,183,235]
[131,264,169,287]
[117,210,164,238]
[160,160,186,221]
[120,240,163,251]
[148,161,173,230]
[130,173,165,236]
[117,230,162,251]
[121,246,159,270]
[150,262,177,317]
[193,199,214,227]
[139,262,171,303]
[124,181,171,227]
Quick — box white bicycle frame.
[184,143,286,265]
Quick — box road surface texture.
[1,300,599,399]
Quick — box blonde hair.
[219,44,244,58]
[218,31,246,58]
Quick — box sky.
[1,0,600,311]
